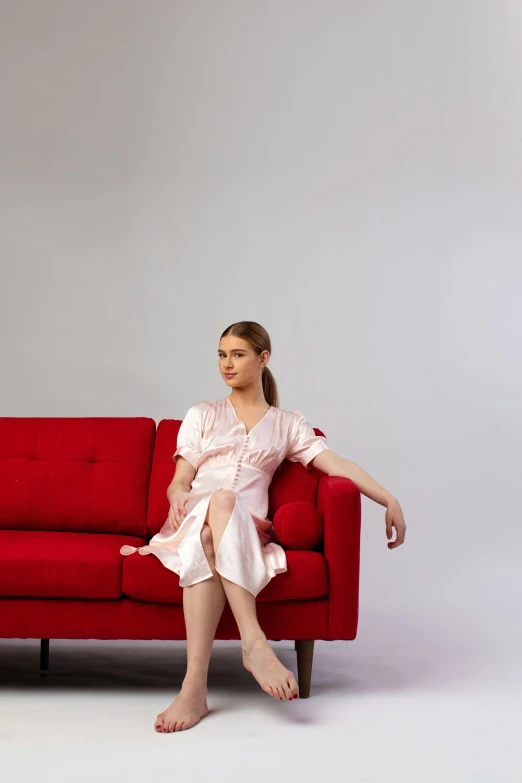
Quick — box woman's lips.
[225,373,236,378]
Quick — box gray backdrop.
[1,1,520,778]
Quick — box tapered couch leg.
[40,639,49,677]
[295,639,314,698]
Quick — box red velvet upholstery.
[0,415,361,646]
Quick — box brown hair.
[220,321,279,408]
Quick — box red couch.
[0,415,361,698]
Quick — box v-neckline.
[225,396,273,436]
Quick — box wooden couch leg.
[295,639,314,698]
[40,639,49,677]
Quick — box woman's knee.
[209,489,236,515]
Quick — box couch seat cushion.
[0,530,146,599]
[121,548,328,604]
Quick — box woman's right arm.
[167,400,207,528]
[166,456,197,529]
[167,456,196,499]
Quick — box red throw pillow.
[272,501,323,550]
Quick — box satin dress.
[120,396,330,597]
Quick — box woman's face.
[217,337,269,387]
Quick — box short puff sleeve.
[286,410,329,470]
[172,401,209,470]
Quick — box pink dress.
[120,396,330,596]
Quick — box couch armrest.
[317,475,361,640]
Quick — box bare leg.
[207,490,299,702]
[154,523,227,732]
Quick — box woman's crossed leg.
[154,489,298,733]
[154,520,225,733]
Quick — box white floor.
[2,602,521,783]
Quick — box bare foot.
[154,682,209,732]
[242,639,299,700]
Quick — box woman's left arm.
[311,450,407,550]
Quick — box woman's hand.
[166,489,192,533]
[385,498,406,549]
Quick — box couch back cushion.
[147,418,326,539]
[0,417,156,537]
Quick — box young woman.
[121,321,406,732]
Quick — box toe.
[287,679,298,698]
